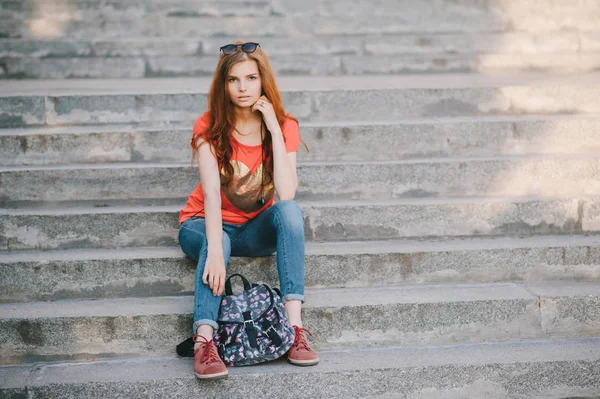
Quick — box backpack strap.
[261,319,283,346]
[243,311,259,348]
[225,274,252,295]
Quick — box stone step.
[3,73,600,128]
[0,282,598,364]
[7,52,600,79]
[3,156,600,206]
[2,31,598,78]
[2,337,600,398]
[2,197,597,251]
[2,0,599,40]
[2,236,600,303]
[2,116,600,166]
[4,72,598,95]
[0,32,588,59]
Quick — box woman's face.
[227,59,262,109]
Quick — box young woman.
[178,41,318,380]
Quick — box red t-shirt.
[179,112,300,225]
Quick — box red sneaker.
[287,326,319,366]
[193,335,228,380]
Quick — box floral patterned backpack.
[177,274,295,367]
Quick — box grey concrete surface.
[2,82,600,127]
[4,73,600,96]
[2,116,600,166]
[1,197,598,251]
[2,235,600,302]
[1,337,599,398]
[0,282,598,363]
[343,53,600,75]
[2,31,581,60]
[1,32,595,79]
[3,156,600,204]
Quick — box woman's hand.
[202,250,226,296]
[252,95,279,131]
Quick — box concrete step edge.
[2,337,600,390]
[1,282,598,319]
[3,195,598,216]
[3,113,600,137]
[5,153,600,172]
[4,235,600,263]
[3,72,600,96]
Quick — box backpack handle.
[224,273,252,296]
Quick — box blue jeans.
[178,200,306,333]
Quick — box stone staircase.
[2,0,600,396]
[1,0,600,78]
[1,72,600,398]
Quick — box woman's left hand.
[252,95,279,131]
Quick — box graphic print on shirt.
[221,159,274,213]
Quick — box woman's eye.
[228,78,236,83]
[249,76,256,80]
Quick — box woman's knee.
[180,221,232,261]
[178,221,208,260]
[271,200,304,229]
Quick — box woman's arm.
[197,139,226,295]
[270,124,298,200]
[252,96,298,200]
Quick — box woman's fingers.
[210,273,216,291]
[213,273,222,296]
[217,275,225,296]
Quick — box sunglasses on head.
[219,42,260,55]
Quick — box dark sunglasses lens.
[241,43,258,53]
[221,44,237,55]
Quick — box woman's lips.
[238,96,251,101]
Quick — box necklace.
[233,127,255,136]
[234,123,263,137]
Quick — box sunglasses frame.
[219,42,260,55]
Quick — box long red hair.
[192,40,308,189]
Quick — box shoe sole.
[288,357,320,366]
[195,370,229,380]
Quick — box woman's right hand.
[202,251,226,296]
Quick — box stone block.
[364,32,580,55]
[0,128,137,166]
[476,53,600,74]
[313,13,507,35]
[145,56,217,77]
[91,39,201,57]
[0,208,181,251]
[343,54,471,74]
[3,57,146,79]
[0,96,45,127]
[140,15,296,38]
[0,39,92,57]
[44,93,206,125]
[302,197,584,241]
[271,55,342,75]
[145,0,271,17]
[496,1,600,32]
